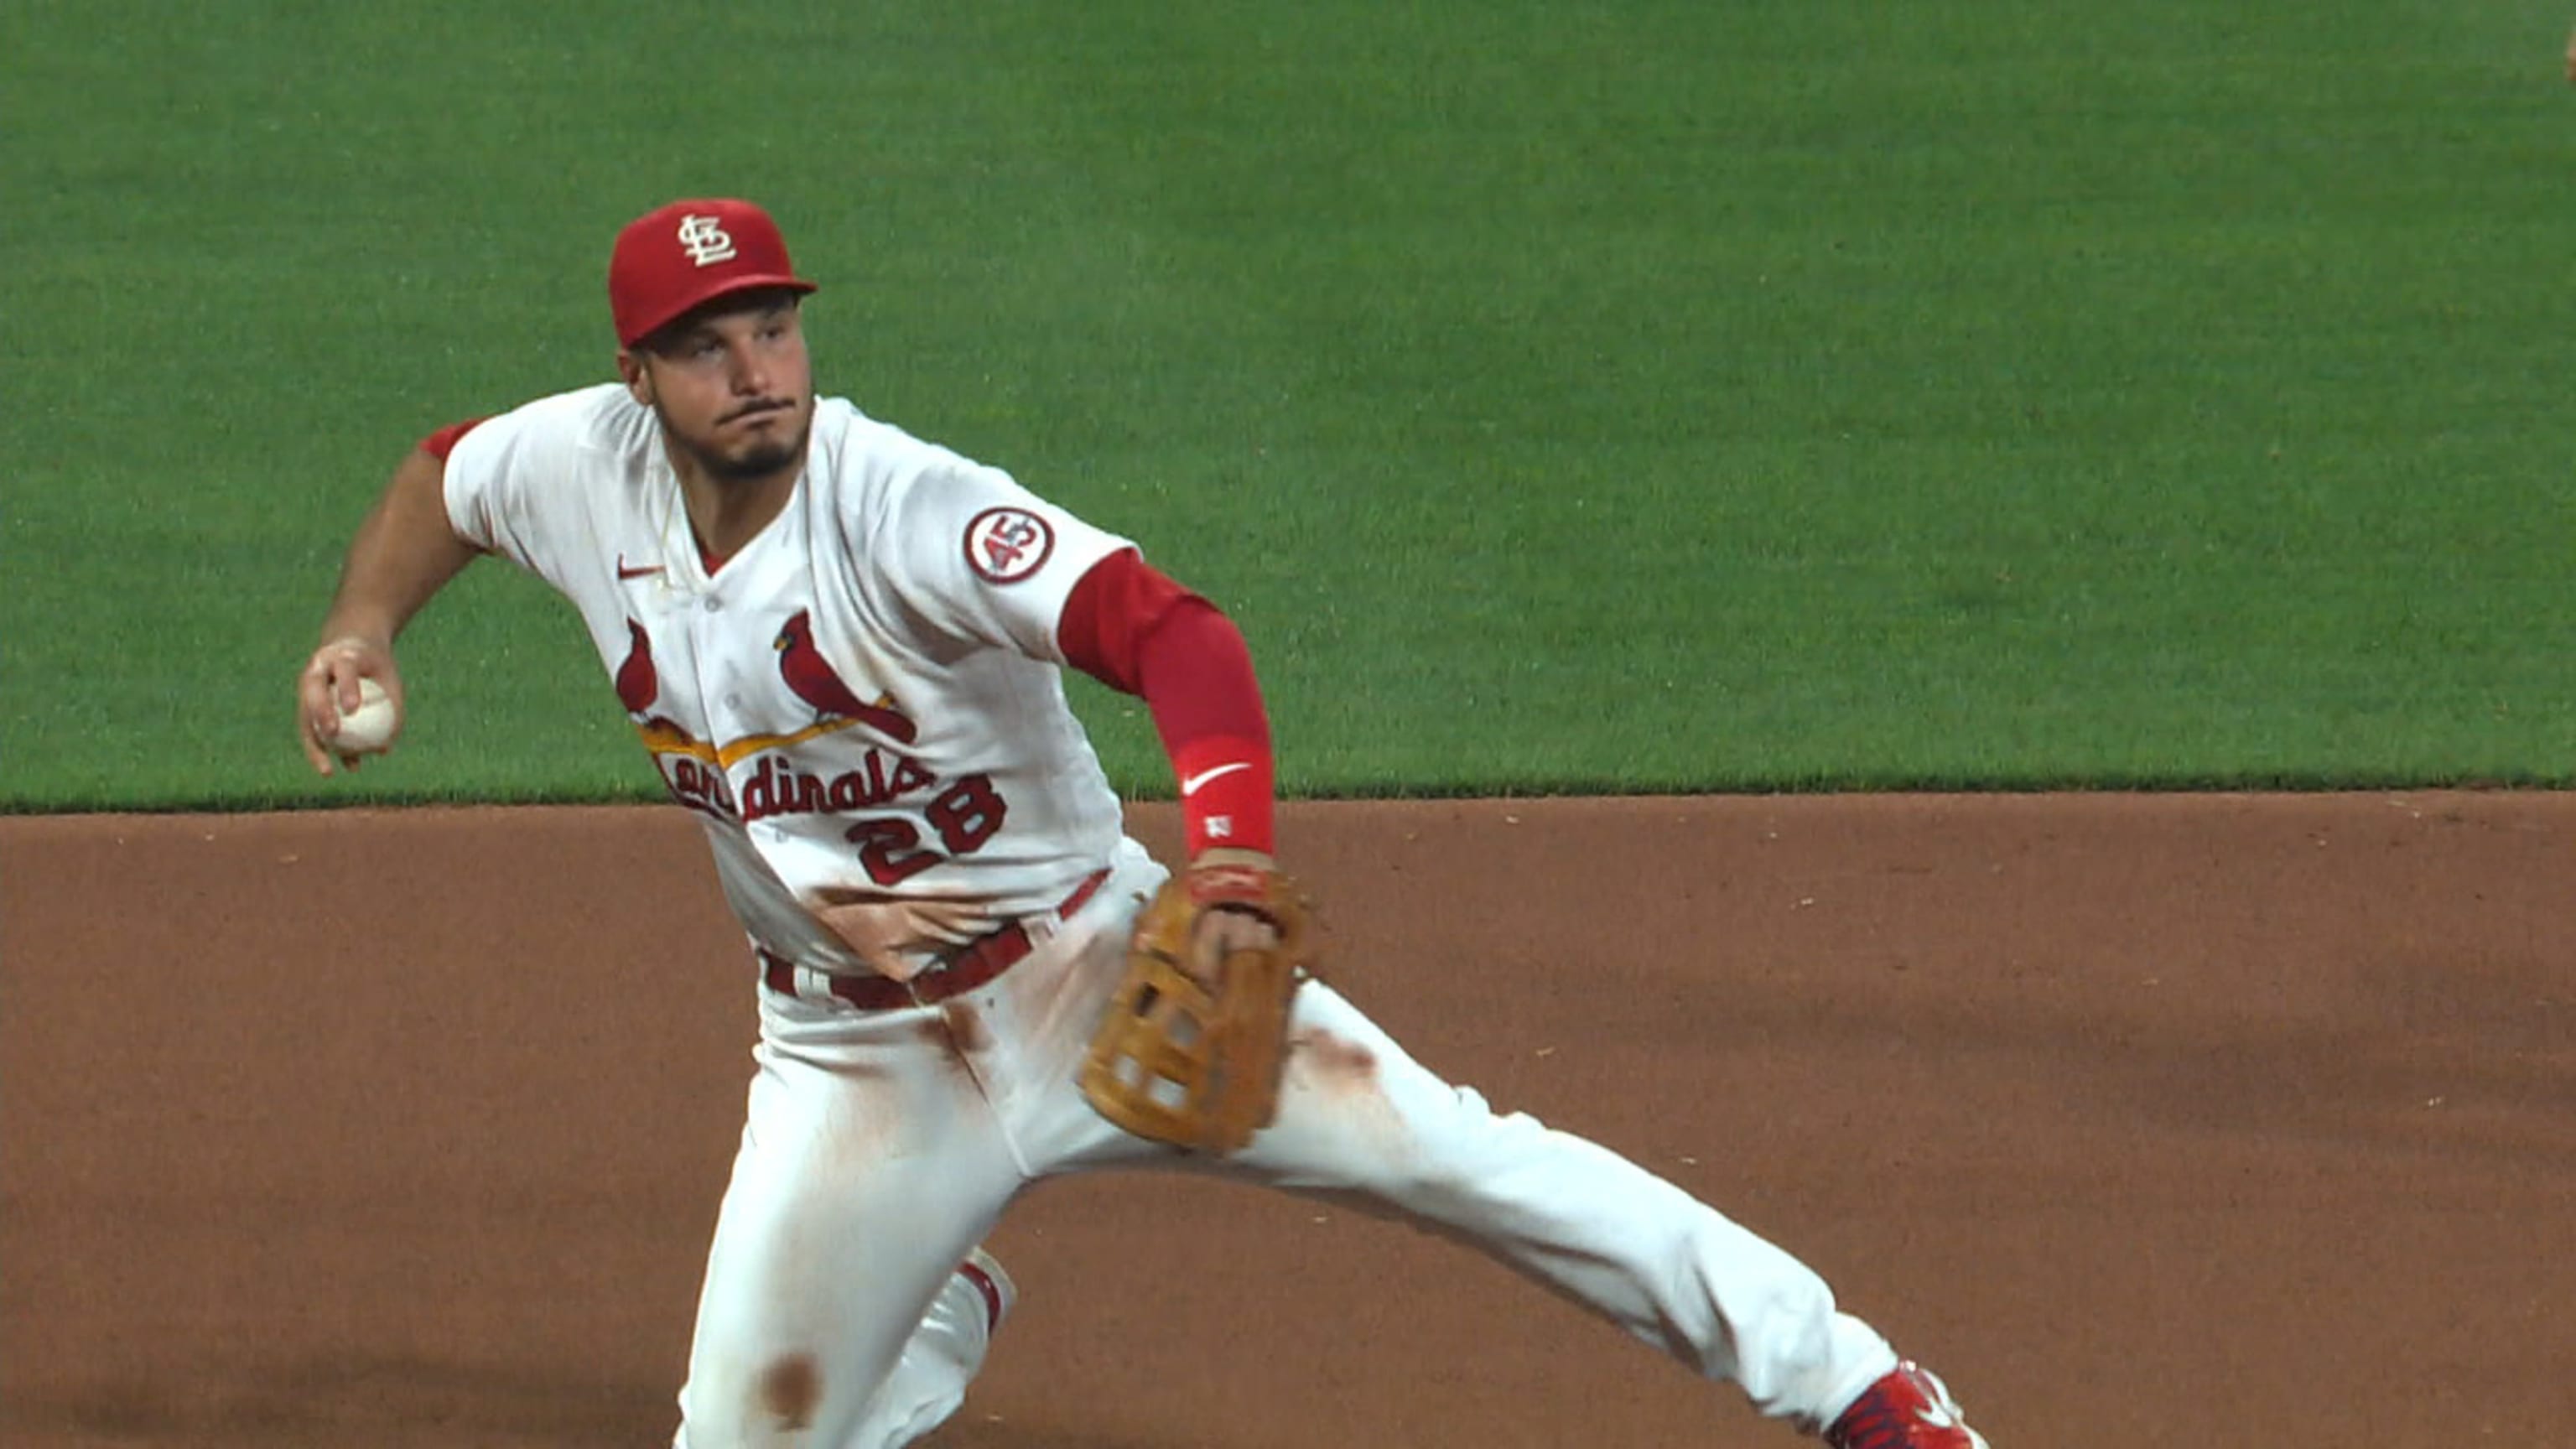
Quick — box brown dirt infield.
[4,792,2572,1446]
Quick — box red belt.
[760,868,1109,1011]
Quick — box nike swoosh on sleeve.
[1179,761,1253,796]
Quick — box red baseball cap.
[608,199,818,347]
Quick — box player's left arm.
[1059,550,1285,976]
[1066,551,1314,1151]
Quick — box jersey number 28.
[843,773,1009,886]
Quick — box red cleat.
[1822,1361,1991,1449]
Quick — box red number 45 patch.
[963,506,1056,584]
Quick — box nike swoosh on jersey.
[616,555,664,580]
[1179,761,1252,796]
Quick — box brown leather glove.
[1079,862,1312,1153]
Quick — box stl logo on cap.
[609,198,818,347]
[677,214,737,267]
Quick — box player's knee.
[1352,1095,1549,1211]
[676,1349,834,1446]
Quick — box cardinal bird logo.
[614,618,658,714]
[773,609,919,742]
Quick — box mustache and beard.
[660,395,812,483]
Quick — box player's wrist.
[1171,736,1274,856]
[1184,849,1281,914]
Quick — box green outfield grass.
[4,1,2572,811]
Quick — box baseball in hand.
[331,678,400,755]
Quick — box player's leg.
[1265,980,1905,1425]
[996,851,1984,1441]
[673,996,1021,1449]
[1032,975,1909,1434]
[843,1247,1015,1447]
[836,846,1169,1445]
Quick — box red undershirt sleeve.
[1059,549,1275,856]
[418,417,491,461]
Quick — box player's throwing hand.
[296,635,402,776]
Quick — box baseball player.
[293,198,1994,1449]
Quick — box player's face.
[621,293,815,484]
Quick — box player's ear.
[616,348,653,407]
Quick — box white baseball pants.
[673,843,1898,1447]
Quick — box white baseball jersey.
[443,383,1134,974]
